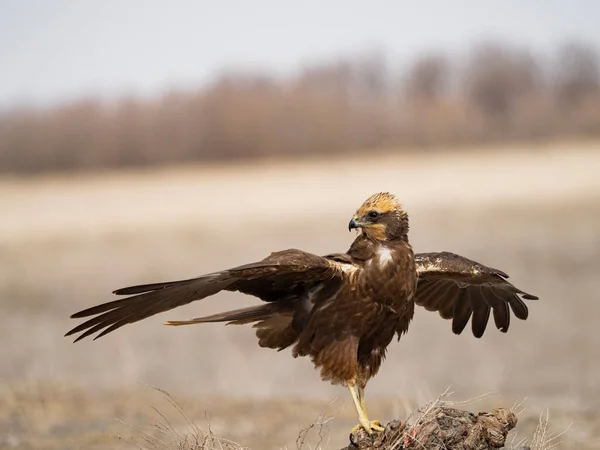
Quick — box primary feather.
[414,252,538,337]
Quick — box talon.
[351,423,363,434]
[350,419,385,435]
[370,420,384,432]
[349,433,357,447]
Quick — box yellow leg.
[348,383,385,434]
[358,386,366,414]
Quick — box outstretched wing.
[66,249,344,342]
[414,252,538,338]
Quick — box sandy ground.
[1,142,599,449]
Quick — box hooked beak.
[348,217,360,231]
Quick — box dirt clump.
[342,407,518,450]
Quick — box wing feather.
[470,286,491,338]
[410,280,439,307]
[66,249,344,342]
[438,283,460,320]
[485,287,510,333]
[415,252,538,338]
[451,290,472,335]
[418,280,453,312]
[506,292,530,320]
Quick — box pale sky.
[1,0,599,109]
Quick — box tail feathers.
[165,304,284,326]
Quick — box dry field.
[1,143,599,449]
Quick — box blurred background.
[1,1,599,449]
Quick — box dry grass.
[529,411,573,450]
[506,402,575,450]
[122,388,248,450]
[106,386,338,450]
[293,403,338,450]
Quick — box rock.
[340,406,518,450]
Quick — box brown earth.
[1,143,599,449]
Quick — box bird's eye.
[368,211,380,219]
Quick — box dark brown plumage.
[66,192,538,434]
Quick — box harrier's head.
[349,192,409,241]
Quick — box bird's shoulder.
[258,248,357,278]
[261,248,331,267]
[346,236,378,262]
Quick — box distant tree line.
[1,41,599,174]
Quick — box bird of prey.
[66,192,538,435]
